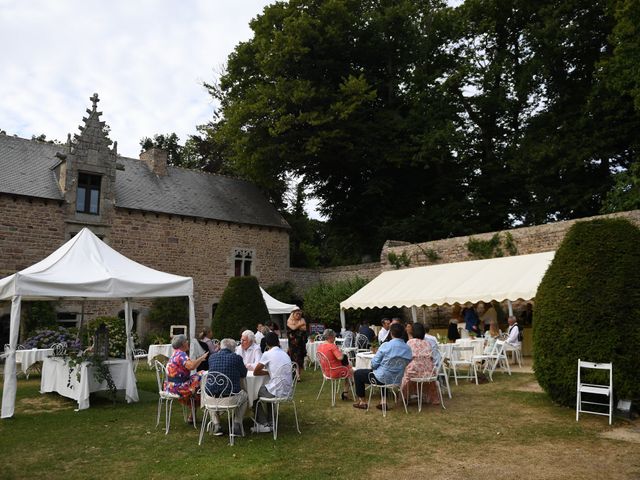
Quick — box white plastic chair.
[340,332,357,366]
[504,341,523,367]
[316,351,355,407]
[253,362,301,440]
[437,359,452,399]
[367,357,409,417]
[153,360,196,434]
[200,371,245,446]
[409,358,446,412]
[451,345,478,385]
[576,359,613,425]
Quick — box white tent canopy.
[0,228,195,418]
[260,287,298,315]
[339,251,555,327]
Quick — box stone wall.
[289,262,381,294]
[0,194,290,340]
[382,209,640,269]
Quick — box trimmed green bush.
[533,218,640,406]
[212,276,270,339]
[304,277,369,330]
[146,297,189,334]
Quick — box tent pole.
[411,306,417,323]
[188,295,196,358]
[340,309,346,334]
[1,296,22,419]
[124,299,134,362]
[508,300,513,317]
[77,298,86,342]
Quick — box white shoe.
[250,423,272,433]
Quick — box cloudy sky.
[0,0,275,157]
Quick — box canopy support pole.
[411,306,417,323]
[1,296,22,419]
[507,300,513,317]
[188,295,196,357]
[124,299,134,362]
[340,309,346,334]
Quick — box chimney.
[140,147,168,176]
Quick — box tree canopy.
[198,0,639,263]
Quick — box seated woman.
[401,323,439,405]
[165,334,208,423]
[317,328,354,401]
[483,318,500,353]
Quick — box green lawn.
[0,367,638,480]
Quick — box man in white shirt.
[235,330,262,369]
[255,323,265,345]
[378,318,391,343]
[251,332,292,433]
[506,316,521,347]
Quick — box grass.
[0,366,639,480]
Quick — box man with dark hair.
[358,321,376,343]
[383,317,408,343]
[251,332,292,433]
[352,323,412,410]
[378,318,391,343]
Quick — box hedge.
[212,276,271,339]
[533,218,640,406]
[303,277,369,330]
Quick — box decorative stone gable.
[58,93,118,238]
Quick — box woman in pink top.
[317,328,353,401]
[401,323,439,405]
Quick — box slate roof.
[0,134,289,229]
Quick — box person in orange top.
[317,328,354,401]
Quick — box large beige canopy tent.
[339,251,555,328]
[0,228,195,418]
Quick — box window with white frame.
[233,249,253,276]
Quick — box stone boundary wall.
[381,209,640,269]
[289,262,381,294]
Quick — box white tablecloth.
[242,371,269,404]
[40,357,139,410]
[454,338,485,360]
[147,344,173,365]
[355,352,375,370]
[16,348,53,374]
[305,341,326,363]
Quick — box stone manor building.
[0,94,291,343]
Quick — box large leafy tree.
[202,0,639,262]
[208,0,466,260]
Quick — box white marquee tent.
[0,228,195,418]
[339,251,555,328]
[260,287,298,315]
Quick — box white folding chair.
[253,362,301,440]
[316,351,355,407]
[200,371,246,446]
[576,359,613,425]
[437,359,452,399]
[153,360,196,434]
[472,340,511,381]
[367,357,409,417]
[451,345,478,385]
[340,332,358,366]
[409,359,446,412]
[503,341,523,367]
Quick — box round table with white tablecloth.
[354,352,375,370]
[305,341,326,364]
[147,344,173,365]
[242,371,269,405]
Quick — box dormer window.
[76,172,101,214]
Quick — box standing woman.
[286,307,307,379]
